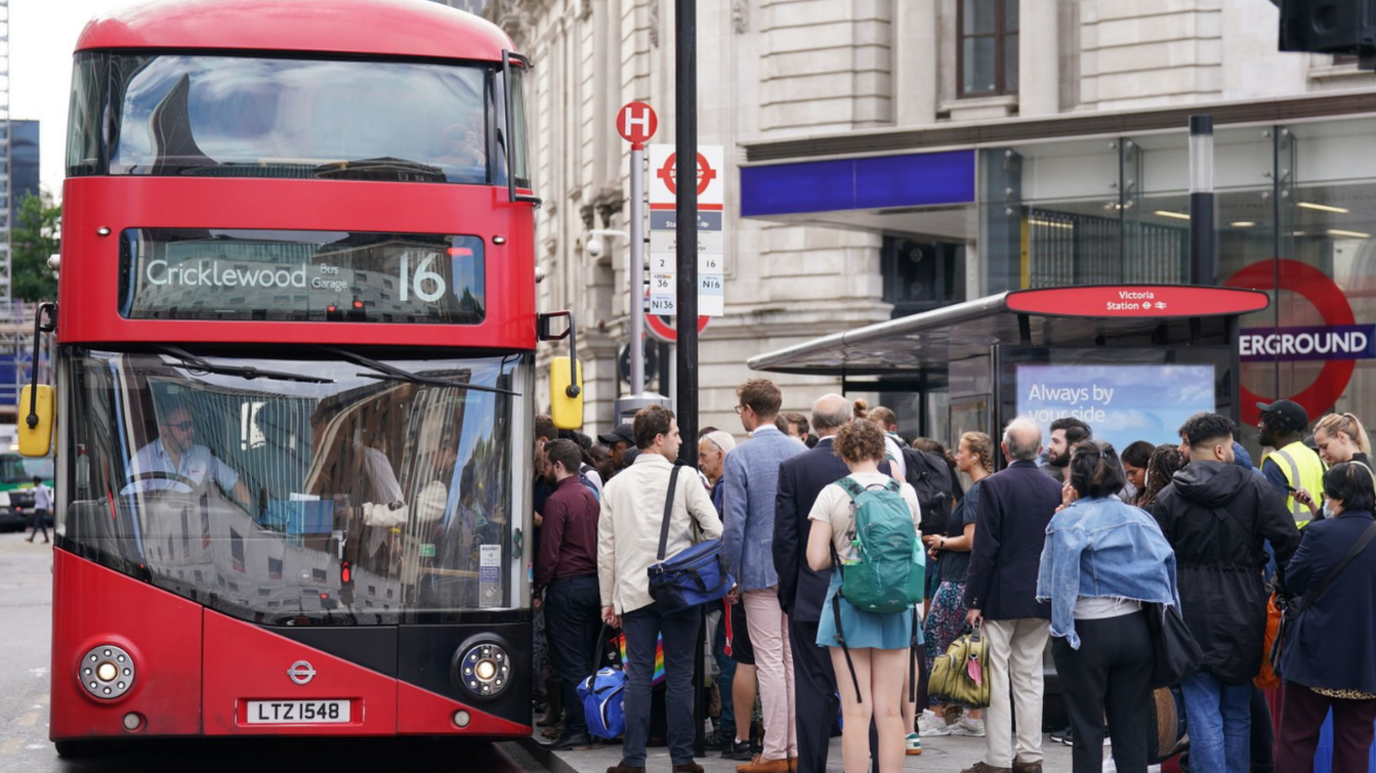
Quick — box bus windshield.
[61,349,527,626]
[69,53,497,184]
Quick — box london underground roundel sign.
[1225,258,1369,426]
[645,313,710,343]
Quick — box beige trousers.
[743,588,798,761]
[981,617,1051,768]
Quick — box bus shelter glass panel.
[60,350,527,625]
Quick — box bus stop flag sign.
[648,144,725,317]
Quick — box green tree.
[12,191,60,302]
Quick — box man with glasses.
[124,403,252,509]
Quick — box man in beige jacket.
[599,404,723,773]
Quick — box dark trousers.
[715,609,737,733]
[27,509,48,541]
[622,602,700,767]
[545,576,603,736]
[1275,681,1376,773]
[1250,685,1275,773]
[789,616,838,773]
[1050,612,1153,773]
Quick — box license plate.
[245,699,351,724]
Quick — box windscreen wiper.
[154,345,334,384]
[318,346,520,397]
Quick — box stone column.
[1018,0,1059,116]
[895,0,938,127]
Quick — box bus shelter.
[750,284,1271,462]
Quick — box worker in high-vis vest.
[1258,399,1327,526]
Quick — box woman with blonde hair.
[1312,412,1370,467]
[918,431,993,739]
[1293,412,1370,519]
[807,419,923,772]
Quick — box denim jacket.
[1035,496,1181,649]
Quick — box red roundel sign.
[646,313,710,343]
[617,101,657,146]
[1225,259,1357,427]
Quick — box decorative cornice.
[593,186,626,228]
[649,0,660,47]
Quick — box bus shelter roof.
[747,290,1241,377]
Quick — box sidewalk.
[527,730,1077,773]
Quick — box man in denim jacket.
[722,378,806,773]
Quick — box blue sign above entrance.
[740,149,976,217]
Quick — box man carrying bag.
[598,405,722,773]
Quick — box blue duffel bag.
[646,466,735,611]
[578,666,627,739]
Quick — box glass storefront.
[980,115,1376,454]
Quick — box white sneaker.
[917,711,951,736]
[948,716,985,737]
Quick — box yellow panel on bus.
[550,357,584,430]
[18,385,54,458]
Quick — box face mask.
[1323,500,1337,518]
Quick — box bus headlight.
[457,643,510,699]
[80,644,135,700]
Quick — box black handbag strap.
[1294,519,1376,615]
[655,465,684,561]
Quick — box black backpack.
[900,446,955,536]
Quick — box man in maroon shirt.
[538,438,604,751]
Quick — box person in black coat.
[1150,413,1299,773]
[1275,461,1376,772]
[962,418,1062,773]
[774,393,889,773]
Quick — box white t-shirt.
[883,436,908,481]
[808,472,922,562]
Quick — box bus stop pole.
[630,144,646,394]
[674,0,706,757]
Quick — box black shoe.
[1049,727,1073,746]
[722,740,753,761]
[546,731,592,751]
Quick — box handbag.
[1144,602,1203,689]
[1255,590,1283,689]
[1148,684,1190,763]
[646,466,734,611]
[578,625,626,739]
[927,623,990,708]
[1270,519,1376,678]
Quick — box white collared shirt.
[122,439,241,495]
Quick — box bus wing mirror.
[538,310,582,429]
[19,385,54,458]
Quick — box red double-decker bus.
[30,0,576,756]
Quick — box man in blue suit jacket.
[773,394,890,773]
[962,418,1062,773]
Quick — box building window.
[958,0,1019,98]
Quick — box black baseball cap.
[1256,399,1309,432]
[598,424,634,446]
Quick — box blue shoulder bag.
[646,466,733,610]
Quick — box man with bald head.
[960,418,1062,773]
[773,393,890,773]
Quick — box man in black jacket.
[962,418,1062,773]
[774,393,886,773]
[1151,412,1299,773]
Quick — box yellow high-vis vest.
[1262,440,1327,526]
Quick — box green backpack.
[830,476,925,702]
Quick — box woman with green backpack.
[805,419,925,773]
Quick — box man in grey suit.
[722,378,807,773]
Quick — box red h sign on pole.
[617,101,658,148]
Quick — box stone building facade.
[484,0,1376,440]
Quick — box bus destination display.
[118,228,486,324]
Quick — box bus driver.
[123,403,253,510]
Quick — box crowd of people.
[528,384,1376,773]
